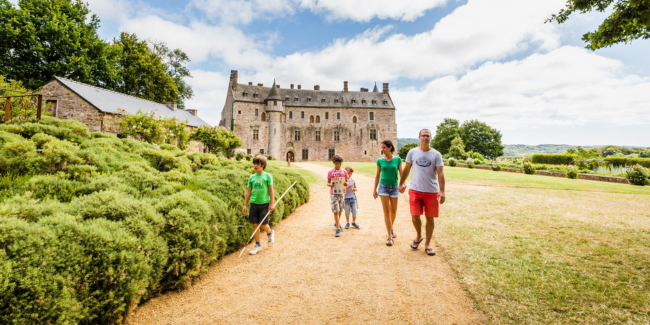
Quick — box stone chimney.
[290,84,294,89]
[361,88,368,92]
[383,83,389,94]
[248,82,253,85]
[344,81,348,92]
[164,102,177,111]
[229,70,238,91]
[314,85,320,90]
[186,109,198,116]
[277,85,280,88]
[257,83,263,87]
[297,85,301,89]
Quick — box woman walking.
[373,140,403,246]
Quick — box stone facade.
[220,71,397,162]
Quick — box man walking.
[399,129,445,256]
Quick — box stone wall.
[41,80,103,132]
[447,164,630,184]
[231,101,397,162]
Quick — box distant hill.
[397,138,419,149]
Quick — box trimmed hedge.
[0,117,310,323]
[605,157,650,168]
[531,154,575,165]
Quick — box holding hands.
[399,183,407,193]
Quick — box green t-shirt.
[377,156,402,186]
[247,172,273,204]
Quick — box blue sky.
[11,0,649,146]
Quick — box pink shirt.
[327,168,349,194]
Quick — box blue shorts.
[378,183,400,198]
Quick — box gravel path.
[128,163,484,324]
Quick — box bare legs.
[253,224,271,243]
[411,215,435,249]
[380,196,399,239]
[334,212,342,229]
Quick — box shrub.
[267,155,273,160]
[235,152,244,161]
[448,157,457,167]
[21,175,82,202]
[398,143,418,160]
[522,162,536,175]
[625,165,648,186]
[470,152,485,160]
[467,158,475,169]
[531,154,575,165]
[605,156,650,168]
[245,155,252,161]
[448,136,468,160]
[491,164,502,171]
[566,166,578,179]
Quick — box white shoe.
[267,230,274,247]
[249,245,262,255]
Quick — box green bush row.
[531,154,576,165]
[605,157,650,168]
[0,117,310,324]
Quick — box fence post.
[4,98,10,122]
[37,95,42,120]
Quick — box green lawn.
[315,161,650,324]
[268,160,325,190]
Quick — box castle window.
[353,116,357,123]
[294,98,299,102]
[307,98,311,102]
[254,93,259,98]
[364,151,367,155]
[285,97,289,101]
[328,149,335,160]
[334,99,339,104]
[247,149,251,155]
[372,100,377,104]
[383,100,388,105]
[336,112,340,120]
[260,149,264,154]
[352,99,357,104]
[315,131,321,141]
[253,129,259,140]
[238,110,241,114]
[362,99,367,104]
[295,130,301,141]
[302,149,309,160]
[255,109,258,117]
[301,111,305,119]
[261,112,266,121]
[321,99,326,103]
[316,116,320,123]
[369,129,377,140]
[325,112,329,119]
[369,112,374,121]
[289,111,293,119]
[334,131,340,142]
[243,92,248,97]
[310,116,314,123]
[274,100,277,106]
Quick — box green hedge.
[605,157,650,168]
[0,117,310,324]
[531,154,576,165]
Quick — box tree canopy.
[398,143,418,160]
[431,118,460,155]
[458,120,505,159]
[547,0,650,50]
[191,126,243,157]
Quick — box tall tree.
[431,118,460,155]
[458,120,505,159]
[151,41,194,109]
[0,0,120,89]
[547,0,650,50]
[113,33,179,103]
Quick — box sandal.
[386,238,394,246]
[425,248,436,256]
[391,229,396,238]
[410,238,424,250]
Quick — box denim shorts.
[344,197,357,217]
[378,183,400,198]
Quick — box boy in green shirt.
[242,155,275,255]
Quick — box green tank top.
[377,156,401,186]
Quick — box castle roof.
[50,76,209,127]
[373,83,379,92]
[265,80,283,101]
[234,84,395,109]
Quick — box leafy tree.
[118,109,190,149]
[151,41,194,109]
[431,118,459,155]
[113,33,179,103]
[640,149,650,158]
[398,143,418,160]
[190,126,243,157]
[547,0,650,50]
[566,146,601,158]
[448,136,468,160]
[0,0,120,90]
[458,120,504,159]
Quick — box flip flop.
[391,229,396,238]
[410,238,424,250]
[425,248,436,256]
[386,238,394,246]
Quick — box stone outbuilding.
[41,76,209,133]
[219,70,397,162]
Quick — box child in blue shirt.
[343,166,360,229]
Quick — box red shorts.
[408,189,439,218]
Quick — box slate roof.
[52,76,210,127]
[235,83,395,109]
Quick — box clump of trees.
[431,118,505,159]
[190,126,243,158]
[0,0,193,107]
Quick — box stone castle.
[219,70,397,162]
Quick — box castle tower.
[265,80,284,160]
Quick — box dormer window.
[294,98,299,102]
[383,100,388,105]
[253,93,259,98]
[307,98,311,102]
[351,99,357,104]
[334,99,339,104]
[372,100,377,104]
[285,97,289,101]
[243,92,248,97]
[321,99,326,103]
[362,99,367,104]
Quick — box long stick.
[239,181,297,258]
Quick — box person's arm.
[242,187,252,215]
[437,166,445,204]
[353,180,357,192]
[327,172,334,187]
[399,163,412,193]
[268,185,275,211]
[373,164,381,199]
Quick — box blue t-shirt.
[344,179,356,198]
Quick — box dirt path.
[129,163,484,325]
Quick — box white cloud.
[185,70,231,126]
[392,46,650,137]
[187,0,296,25]
[295,0,450,22]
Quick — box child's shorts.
[248,203,270,225]
[344,197,357,217]
[330,194,344,213]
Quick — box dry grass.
[318,161,650,324]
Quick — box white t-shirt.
[405,147,444,193]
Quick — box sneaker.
[249,245,262,255]
[352,222,360,229]
[335,228,342,237]
[345,222,350,229]
[267,230,274,247]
